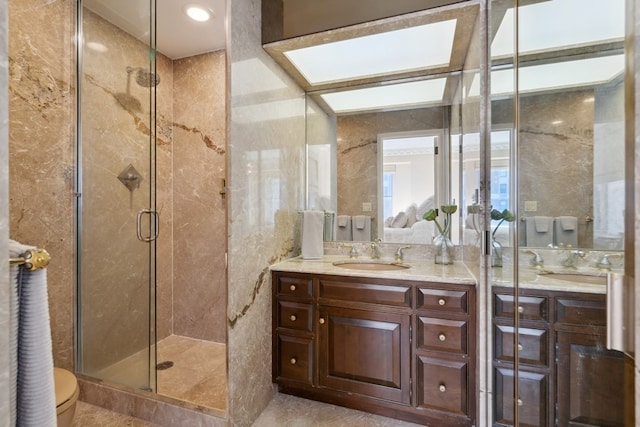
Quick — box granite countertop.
[270,255,478,285]
[271,256,614,295]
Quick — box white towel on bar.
[554,216,578,247]
[352,215,371,241]
[302,211,324,259]
[9,240,57,427]
[525,217,553,247]
[336,215,352,241]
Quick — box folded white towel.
[352,215,371,241]
[534,216,552,233]
[337,215,349,228]
[525,217,553,247]
[301,211,324,259]
[558,216,577,231]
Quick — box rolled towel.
[302,210,325,259]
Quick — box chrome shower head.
[126,66,161,87]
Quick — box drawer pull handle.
[439,384,446,393]
[518,343,523,351]
[290,314,297,322]
[290,357,297,365]
[438,333,446,342]
[517,305,524,314]
[289,284,296,291]
[319,318,325,324]
[438,298,446,306]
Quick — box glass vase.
[433,233,454,265]
[491,237,503,267]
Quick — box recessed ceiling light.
[86,41,108,53]
[552,120,564,125]
[185,5,211,22]
[584,96,595,103]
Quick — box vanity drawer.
[494,293,549,322]
[416,355,469,416]
[417,287,468,313]
[494,324,549,366]
[417,317,468,354]
[277,300,313,332]
[275,334,313,385]
[318,279,411,307]
[276,275,313,299]
[556,297,606,326]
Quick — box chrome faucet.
[370,240,382,259]
[342,244,359,259]
[597,252,623,270]
[561,249,585,268]
[522,249,544,268]
[394,246,411,262]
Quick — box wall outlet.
[362,202,372,212]
[524,201,538,212]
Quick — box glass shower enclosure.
[76,0,158,392]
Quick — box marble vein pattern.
[8,0,76,370]
[227,0,305,424]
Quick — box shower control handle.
[136,209,159,242]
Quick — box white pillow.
[416,196,435,220]
[384,216,394,227]
[391,211,408,228]
[405,204,418,227]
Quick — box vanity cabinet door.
[317,306,411,405]
[556,330,624,427]
[494,367,548,427]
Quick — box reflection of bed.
[384,220,434,244]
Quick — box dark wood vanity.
[272,271,476,427]
[492,287,625,427]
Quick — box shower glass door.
[490,0,631,425]
[76,0,158,392]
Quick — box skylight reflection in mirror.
[284,19,457,86]
[492,0,624,57]
[320,78,447,114]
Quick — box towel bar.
[9,248,51,271]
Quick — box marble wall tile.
[172,51,227,343]
[227,0,305,425]
[336,107,447,239]
[8,0,76,370]
[0,0,10,423]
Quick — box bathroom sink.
[332,260,410,271]
[538,272,607,286]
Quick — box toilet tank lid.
[53,367,78,406]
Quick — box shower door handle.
[136,209,159,242]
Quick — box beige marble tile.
[253,393,423,427]
[73,401,157,427]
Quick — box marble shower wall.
[8,0,76,370]
[336,107,446,240]
[227,0,305,424]
[172,51,227,343]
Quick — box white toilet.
[54,367,79,427]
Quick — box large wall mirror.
[265,2,481,245]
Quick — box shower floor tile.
[156,335,227,411]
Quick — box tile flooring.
[73,401,156,426]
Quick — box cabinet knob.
[290,357,297,365]
[518,343,523,351]
[438,333,446,342]
[517,398,523,406]
[439,384,446,393]
[289,284,296,291]
[319,318,325,324]
[290,314,297,322]
[438,298,446,306]
[517,305,524,314]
